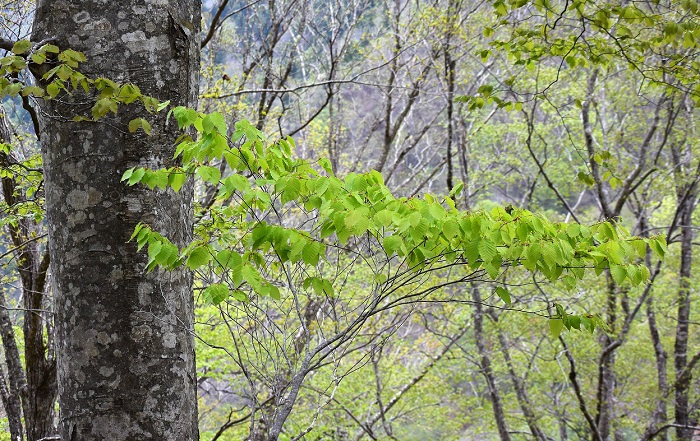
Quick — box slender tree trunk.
[472,287,511,441]
[32,1,201,439]
[673,200,694,441]
[640,209,669,441]
[0,289,24,441]
[495,327,547,441]
[444,46,455,194]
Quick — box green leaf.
[566,223,580,238]
[374,210,394,227]
[21,86,45,97]
[168,168,187,192]
[129,223,146,241]
[128,167,146,186]
[650,236,667,259]
[11,40,31,55]
[478,239,498,263]
[92,97,118,119]
[30,52,46,64]
[196,166,221,185]
[449,181,464,197]
[523,242,541,270]
[266,284,281,300]
[345,207,370,235]
[549,318,564,338]
[568,315,581,330]
[541,243,558,268]
[495,287,511,305]
[202,283,229,305]
[383,235,403,256]
[202,112,227,135]
[186,246,211,270]
[46,82,60,98]
[121,167,135,182]
[223,174,250,193]
[442,219,460,239]
[465,240,481,267]
[128,118,153,135]
[322,279,334,296]
[609,264,627,285]
[301,241,322,266]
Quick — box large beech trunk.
[32,1,201,439]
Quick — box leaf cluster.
[123,106,665,336]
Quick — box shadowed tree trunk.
[471,286,511,441]
[31,0,201,439]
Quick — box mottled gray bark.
[31,1,200,439]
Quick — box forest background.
[0,0,698,440]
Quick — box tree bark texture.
[32,1,201,439]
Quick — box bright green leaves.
[11,39,31,55]
[345,206,370,236]
[301,241,323,266]
[202,284,229,304]
[609,264,627,285]
[1,42,170,127]
[495,287,511,305]
[549,303,608,338]
[168,168,187,192]
[478,239,498,264]
[549,318,564,339]
[196,165,221,185]
[523,242,541,271]
[122,167,186,191]
[57,48,87,67]
[129,224,181,272]
[125,108,660,319]
[186,246,211,270]
[383,235,404,257]
[649,236,668,259]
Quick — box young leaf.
[11,40,31,55]
[128,118,153,135]
[186,246,211,270]
[202,283,229,305]
[495,287,512,305]
[196,166,221,185]
[549,318,564,338]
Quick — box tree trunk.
[31,1,200,439]
[0,289,25,441]
[472,287,511,441]
[673,200,694,441]
[495,327,547,441]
